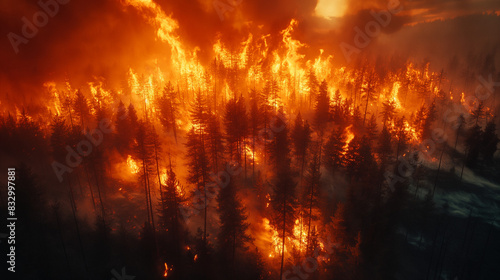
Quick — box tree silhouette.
[365,113,379,142]
[268,110,297,280]
[481,119,499,162]
[302,150,321,255]
[73,90,91,129]
[307,68,319,108]
[158,165,186,264]
[380,100,396,127]
[206,113,225,173]
[314,80,331,134]
[292,112,311,182]
[361,71,378,125]
[216,174,250,275]
[158,82,179,142]
[324,128,346,173]
[224,96,248,164]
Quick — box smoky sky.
[0,0,499,109]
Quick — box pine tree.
[191,90,209,132]
[470,101,485,126]
[302,151,321,255]
[331,89,347,125]
[268,111,297,280]
[127,103,139,148]
[351,106,363,131]
[421,101,436,140]
[217,175,251,271]
[224,96,248,164]
[464,123,483,166]
[377,125,392,168]
[394,116,409,159]
[307,68,319,108]
[380,100,396,126]
[259,83,274,164]
[361,72,378,125]
[185,126,210,243]
[134,120,156,229]
[17,109,46,161]
[158,82,179,142]
[73,90,91,129]
[50,115,68,162]
[128,103,139,128]
[481,120,499,162]
[206,113,225,173]
[314,80,331,134]
[324,128,346,173]
[50,117,89,276]
[366,113,379,142]
[291,113,311,181]
[345,136,375,179]
[114,101,131,154]
[249,89,262,175]
[414,104,427,138]
[159,166,186,262]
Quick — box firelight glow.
[315,0,348,18]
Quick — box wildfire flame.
[343,125,355,153]
[262,217,317,258]
[127,155,140,174]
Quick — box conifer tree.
[73,90,91,129]
[361,72,378,125]
[292,113,311,181]
[206,113,225,173]
[268,111,297,280]
[159,165,186,262]
[217,175,250,272]
[307,68,319,108]
[249,89,262,175]
[366,113,379,142]
[314,80,331,134]
[324,128,346,173]
[114,101,131,153]
[158,82,179,142]
[481,119,499,162]
[302,151,321,255]
[380,100,396,126]
[421,101,436,140]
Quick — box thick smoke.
[0,0,160,109]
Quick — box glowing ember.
[163,262,172,277]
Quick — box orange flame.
[163,262,172,277]
[342,125,355,153]
[127,155,140,174]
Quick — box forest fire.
[342,125,355,153]
[1,0,499,280]
[127,155,140,174]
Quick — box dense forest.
[1,53,499,279]
[1,1,500,279]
